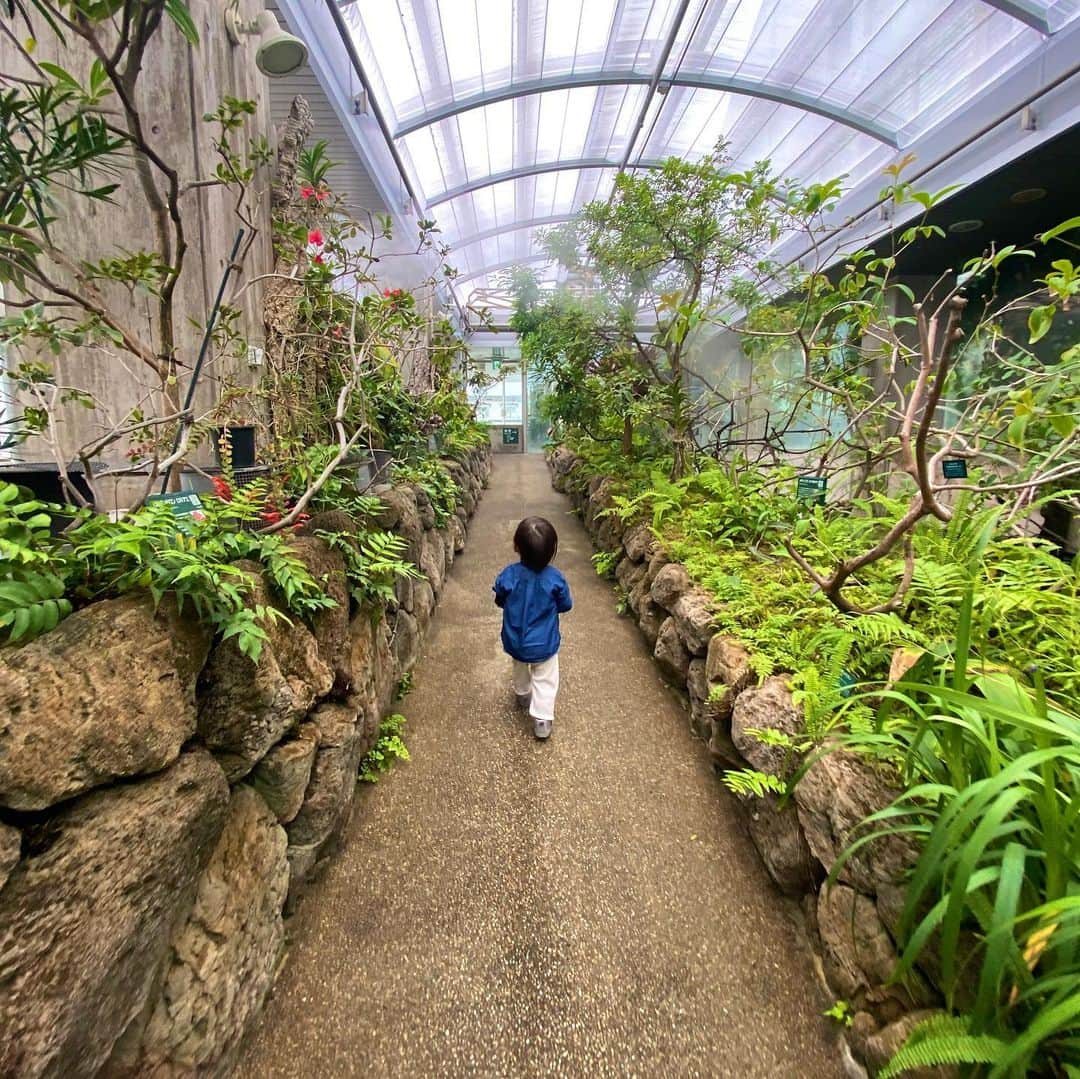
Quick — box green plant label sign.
[502,427,520,445]
[796,475,827,503]
[146,491,205,532]
[942,458,968,479]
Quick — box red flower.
[300,184,316,200]
[259,509,283,524]
[308,228,324,246]
[211,476,232,501]
[315,188,329,201]
[331,324,344,339]
[312,253,324,266]
[383,288,392,297]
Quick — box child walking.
[493,516,572,740]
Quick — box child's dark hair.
[514,516,558,572]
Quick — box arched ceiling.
[330,0,1080,307]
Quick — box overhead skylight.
[326,0,1080,307]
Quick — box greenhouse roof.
[284,0,1080,311]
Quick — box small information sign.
[796,475,827,504]
[502,427,520,446]
[146,491,205,532]
[942,458,968,480]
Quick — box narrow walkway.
[237,455,842,1078]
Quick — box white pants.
[512,654,560,721]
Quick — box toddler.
[493,516,572,740]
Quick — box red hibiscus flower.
[308,228,324,246]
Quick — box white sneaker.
[533,717,553,740]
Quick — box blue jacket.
[493,562,572,663]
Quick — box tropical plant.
[831,593,1080,1076]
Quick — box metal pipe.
[617,0,693,172]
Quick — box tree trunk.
[622,414,633,458]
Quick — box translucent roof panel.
[335,0,1080,304]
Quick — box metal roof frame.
[428,158,662,206]
[393,71,901,147]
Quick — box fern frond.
[878,1014,1007,1077]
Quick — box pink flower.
[315,188,329,202]
[300,184,316,200]
[312,253,324,266]
[308,228,324,247]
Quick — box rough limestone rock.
[0,595,210,811]
[583,476,615,533]
[440,527,455,573]
[377,486,423,562]
[198,564,332,781]
[414,486,437,530]
[595,516,622,553]
[687,660,733,743]
[628,576,650,618]
[288,535,351,685]
[707,718,744,769]
[0,822,19,891]
[299,508,357,540]
[637,596,667,648]
[794,750,917,894]
[420,529,446,595]
[654,617,691,686]
[132,786,288,1075]
[616,557,648,595]
[706,636,753,695]
[818,884,901,1001]
[392,609,421,678]
[741,792,821,898]
[249,722,320,823]
[448,514,467,554]
[860,1011,953,1078]
[414,579,436,636]
[730,676,803,778]
[0,751,229,1079]
[672,587,714,656]
[372,616,397,720]
[286,701,366,850]
[345,609,381,715]
[650,562,692,613]
[394,572,415,614]
[645,547,671,588]
[623,522,655,563]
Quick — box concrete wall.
[0,1,277,487]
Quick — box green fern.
[878,1014,1007,1077]
[722,768,787,798]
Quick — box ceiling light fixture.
[948,218,984,234]
[1011,187,1047,204]
[225,8,308,78]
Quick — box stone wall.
[548,446,944,1078]
[0,446,492,1078]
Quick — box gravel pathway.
[235,454,844,1078]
